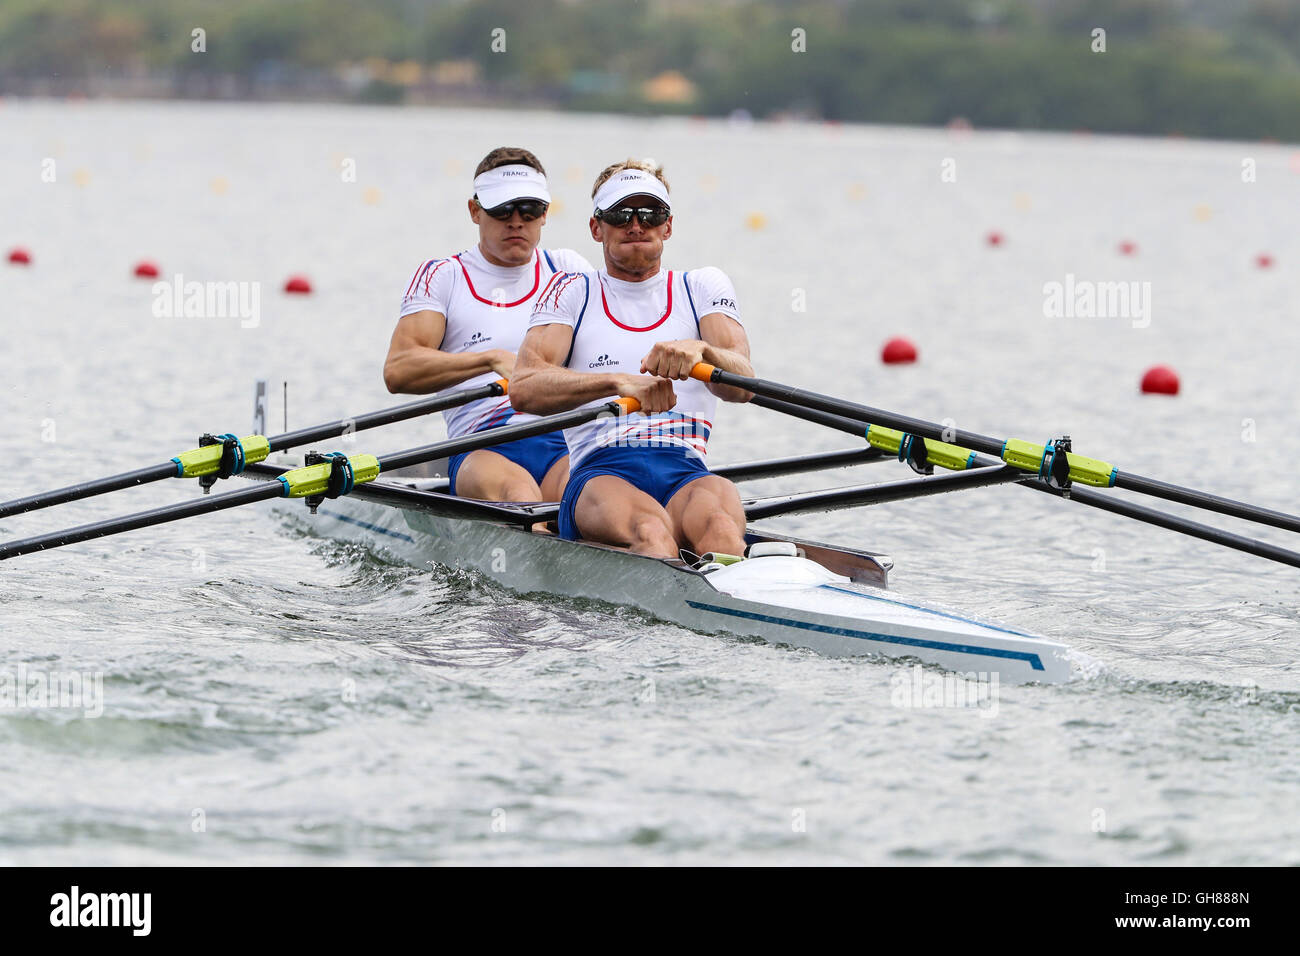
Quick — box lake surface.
[1,100,1297,864]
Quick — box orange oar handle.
[613,396,641,414]
[690,362,717,382]
[495,378,509,394]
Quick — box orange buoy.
[7,247,31,265]
[881,337,918,365]
[133,260,160,278]
[985,231,1004,247]
[284,275,313,294]
[1140,365,1180,396]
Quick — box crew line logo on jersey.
[588,353,619,368]
[462,331,492,349]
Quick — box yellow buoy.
[72,167,91,187]
[363,186,382,205]
[847,184,867,201]
[210,176,230,195]
[1013,192,1032,211]
[745,212,767,231]
[1193,203,1212,222]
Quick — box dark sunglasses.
[477,198,549,221]
[594,205,671,227]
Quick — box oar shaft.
[744,465,1022,521]
[266,382,504,452]
[0,483,279,559]
[711,365,1300,538]
[1030,482,1300,570]
[0,463,177,520]
[378,402,622,472]
[1113,472,1300,535]
[0,382,506,520]
[708,367,1007,458]
[750,394,871,440]
[0,398,635,561]
[714,447,887,482]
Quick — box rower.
[510,160,755,559]
[382,147,594,502]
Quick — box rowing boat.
[7,370,1295,686]
[254,456,1077,685]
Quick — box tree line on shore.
[2,0,1298,140]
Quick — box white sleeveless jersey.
[528,267,742,468]
[400,245,594,437]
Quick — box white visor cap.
[592,168,670,216]
[473,164,551,209]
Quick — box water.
[1,100,1298,864]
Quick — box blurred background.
[3,0,1300,140]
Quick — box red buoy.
[985,231,1004,247]
[1256,253,1274,269]
[133,260,160,278]
[1140,365,1180,396]
[881,337,918,365]
[1118,240,1137,256]
[284,275,313,294]
[7,247,31,265]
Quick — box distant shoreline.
[5,93,1296,151]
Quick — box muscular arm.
[698,312,754,402]
[511,323,676,415]
[382,310,512,394]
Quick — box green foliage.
[2,0,1298,141]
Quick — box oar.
[0,398,636,560]
[0,380,507,520]
[743,465,1024,520]
[696,364,1300,535]
[712,447,886,482]
[736,456,1300,568]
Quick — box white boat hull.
[268,482,1074,685]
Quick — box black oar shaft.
[1029,482,1300,570]
[750,394,871,440]
[378,403,616,472]
[714,447,886,482]
[744,465,1022,521]
[0,382,504,520]
[722,371,1007,458]
[1113,472,1300,534]
[0,463,177,520]
[0,483,280,559]
[266,383,503,453]
[0,399,628,561]
[715,366,1300,538]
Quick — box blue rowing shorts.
[558,444,712,541]
[448,430,568,496]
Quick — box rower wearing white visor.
[383,146,594,502]
[510,160,755,558]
